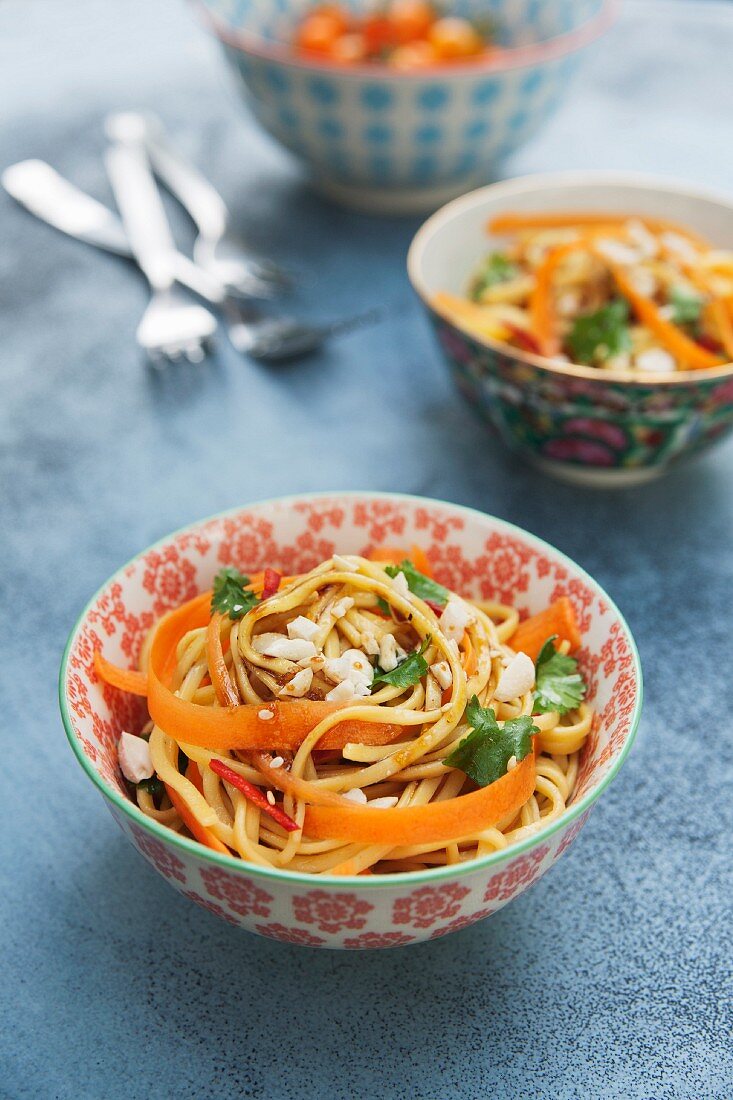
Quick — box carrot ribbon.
[165,778,231,854]
[303,740,537,845]
[94,651,148,696]
[147,593,404,751]
[510,597,581,663]
[487,211,710,248]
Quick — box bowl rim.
[196,0,617,79]
[59,490,643,889]
[407,169,733,385]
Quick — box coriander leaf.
[669,286,703,327]
[566,299,631,364]
[385,560,450,607]
[376,596,392,616]
[444,695,537,787]
[372,636,431,689]
[137,776,163,796]
[470,252,519,302]
[533,635,587,715]
[211,566,259,621]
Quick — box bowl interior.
[61,494,641,879]
[411,172,733,300]
[202,0,605,52]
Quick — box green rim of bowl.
[59,491,643,889]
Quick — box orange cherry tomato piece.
[363,14,396,56]
[389,40,438,69]
[312,4,350,33]
[429,16,484,59]
[389,0,435,44]
[296,7,348,55]
[330,32,368,63]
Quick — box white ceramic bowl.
[409,171,733,486]
[195,0,616,213]
[60,493,641,948]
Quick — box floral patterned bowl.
[59,493,642,948]
[408,172,733,485]
[194,0,615,214]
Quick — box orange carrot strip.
[369,544,434,577]
[409,544,433,578]
[528,239,592,357]
[704,300,733,361]
[677,262,733,361]
[304,740,536,846]
[186,760,206,796]
[147,595,404,751]
[601,256,724,370]
[509,597,581,662]
[368,546,410,565]
[94,651,148,696]
[488,211,709,248]
[206,612,239,708]
[164,781,231,854]
[331,861,359,876]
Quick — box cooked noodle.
[107,553,593,875]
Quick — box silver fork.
[104,130,218,364]
[110,111,289,299]
[4,159,383,362]
[2,159,227,305]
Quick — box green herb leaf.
[470,252,520,302]
[444,696,537,787]
[372,636,431,689]
[566,299,631,364]
[211,567,259,621]
[533,635,587,715]
[385,560,450,607]
[669,286,703,327]
[376,596,392,616]
[137,776,163,796]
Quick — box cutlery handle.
[104,127,179,292]
[2,159,131,255]
[128,112,228,240]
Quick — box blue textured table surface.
[2,2,732,1097]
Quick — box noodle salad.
[435,211,733,373]
[97,549,593,876]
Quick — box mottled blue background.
[1,2,732,1098]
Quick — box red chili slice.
[209,758,299,832]
[262,568,282,599]
[504,322,542,355]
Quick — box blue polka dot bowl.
[195,0,616,213]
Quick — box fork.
[4,158,383,362]
[104,136,218,364]
[2,159,226,305]
[109,111,289,299]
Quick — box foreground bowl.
[60,493,641,948]
[196,0,615,213]
[408,172,733,486]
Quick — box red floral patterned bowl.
[59,493,642,948]
[408,172,733,486]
